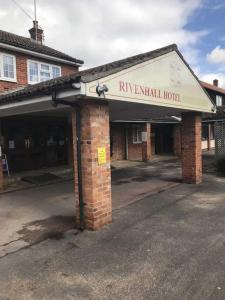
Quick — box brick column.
[173,124,181,156]
[142,122,152,161]
[72,102,112,230]
[181,112,202,184]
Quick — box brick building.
[0,22,83,171]
[0,43,215,229]
[200,80,225,151]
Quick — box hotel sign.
[119,81,181,102]
[86,51,215,113]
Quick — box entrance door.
[154,125,174,154]
[3,117,68,172]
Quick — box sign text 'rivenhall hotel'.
[119,81,181,102]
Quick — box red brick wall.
[173,124,181,156]
[128,125,142,160]
[0,47,78,93]
[110,123,126,161]
[142,122,152,161]
[77,101,112,230]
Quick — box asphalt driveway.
[0,156,181,257]
[0,168,225,299]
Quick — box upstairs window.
[40,64,51,82]
[29,61,38,83]
[52,66,60,78]
[28,60,61,84]
[216,95,222,106]
[0,53,16,82]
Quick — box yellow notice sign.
[98,147,106,165]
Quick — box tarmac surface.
[0,156,180,257]
[0,153,225,299]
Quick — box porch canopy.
[0,44,216,230]
[0,44,215,120]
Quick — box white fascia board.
[0,42,82,67]
[0,82,86,111]
[0,95,52,110]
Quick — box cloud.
[0,0,205,68]
[207,46,225,65]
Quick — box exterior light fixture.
[72,82,81,89]
[96,83,109,97]
[171,116,181,121]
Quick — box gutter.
[0,42,83,67]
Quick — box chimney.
[29,21,44,44]
[213,79,219,87]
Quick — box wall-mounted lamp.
[96,83,109,97]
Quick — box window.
[216,95,222,106]
[132,125,142,144]
[0,53,16,81]
[40,64,51,82]
[52,66,61,78]
[29,62,38,83]
[28,60,61,84]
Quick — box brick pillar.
[72,102,112,230]
[173,124,181,156]
[181,112,202,184]
[142,122,152,161]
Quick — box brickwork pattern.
[142,122,152,161]
[173,124,182,156]
[127,125,142,160]
[181,112,202,184]
[77,102,112,230]
[110,123,126,161]
[0,48,77,93]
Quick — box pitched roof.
[0,29,83,65]
[200,81,225,95]
[0,44,193,105]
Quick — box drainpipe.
[75,106,85,230]
[51,91,85,230]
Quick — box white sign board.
[86,51,215,113]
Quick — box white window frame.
[27,59,61,84]
[216,95,222,107]
[0,52,17,82]
[132,125,142,144]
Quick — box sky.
[0,0,225,86]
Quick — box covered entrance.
[0,44,216,230]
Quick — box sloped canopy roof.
[0,44,185,103]
[0,43,215,115]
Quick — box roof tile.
[0,29,83,65]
